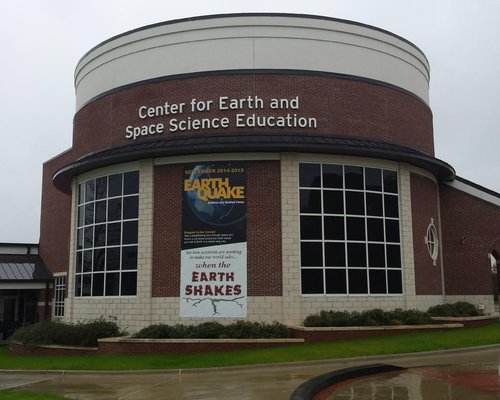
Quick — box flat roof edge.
[77,13,427,68]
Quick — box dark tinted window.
[93,248,105,271]
[365,168,382,191]
[345,191,365,215]
[384,195,399,218]
[368,244,385,267]
[347,243,366,267]
[387,245,401,268]
[301,242,323,267]
[300,216,322,240]
[300,189,321,213]
[388,270,403,293]
[366,193,383,216]
[299,163,321,188]
[301,269,324,294]
[346,217,365,241]
[95,177,107,200]
[323,190,343,214]
[108,174,122,197]
[106,247,120,271]
[369,269,387,293]
[75,171,139,297]
[325,242,346,266]
[92,274,104,296]
[348,269,368,293]
[123,171,139,195]
[383,170,398,193]
[121,272,137,296]
[324,216,344,240]
[385,220,400,243]
[325,269,347,294]
[122,246,138,270]
[299,163,400,295]
[105,273,120,296]
[322,164,343,188]
[345,166,363,189]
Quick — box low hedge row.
[427,301,481,317]
[302,302,482,327]
[10,318,126,347]
[303,308,432,327]
[10,302,483,345]
[134,321,289,339]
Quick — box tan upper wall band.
[74,14,430,111]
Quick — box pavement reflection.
[2,345,500,400]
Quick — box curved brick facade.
[36,14,500,333]
[72,74,435,160]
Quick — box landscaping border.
[289,323,463,343]
[430,315,499,328]
[8,315,499,356]
[9,338,304,356]
[97,337,304,355]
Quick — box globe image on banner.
[185,164,246,226]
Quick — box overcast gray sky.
[1,0,499,243]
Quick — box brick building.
[26,13,500,332]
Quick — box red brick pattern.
[39,150,74,274]
[9,340,301,356]
[288,327,457,342]
[72,74,434,160]
[410,173,443,295]
[152,165,183,297]
[440,185,500,295]
[152,161,282,297]
[96,340,298,355]
[247,161,282,296]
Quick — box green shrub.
[360,309,388,326]
[427,302,481,317]
[10,318,126,347]
[399,309,432,325]
[191,322,225,339]
[10,320,65,346]
[225,321,289,339]
[134,324,173,339]
[303,310,354,327]
[303,308,433,327]
[133,321,289,339]
[76,318,126,346]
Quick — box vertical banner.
[180,162,247,317]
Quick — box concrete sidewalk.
[2,345,500,399]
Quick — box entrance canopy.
[0,244,53,289]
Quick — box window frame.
[74,170,139,298]
[299,162,403,296]
[425,220,439,266]
[53,275,66,317]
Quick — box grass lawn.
[2,322,500,371]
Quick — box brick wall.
[152,165,183,297]
[440,184,500,295]
[39,150,74,274]
[72,74,434,158]
[152,160,282,298]
[410,173,443,295]
[247,161,282,296]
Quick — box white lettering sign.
[125,96,317,139]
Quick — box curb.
[290,364,405,400]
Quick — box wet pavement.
[2,345,500,399]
